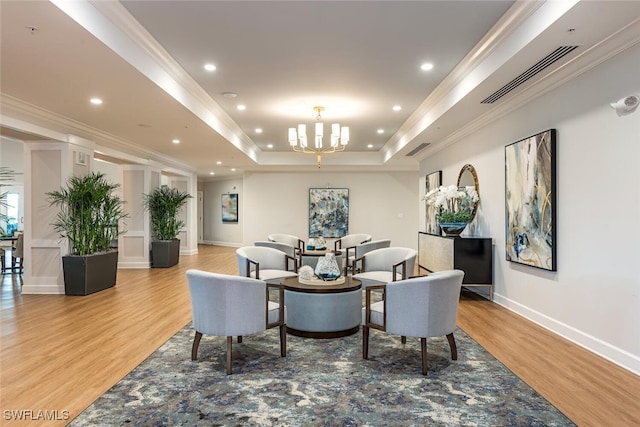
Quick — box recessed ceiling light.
[90,98,103,105]
[209,172,215,175]
[237,105,246,111]
[222,92,237,98]
[204,63,216,71]
[421,63,434,71]
[216,161,222,165]
[231,168,236,172]
[377,129,384,134]
[267,144,273,149]
[392,105,402,111]
[255,128,263,134]
[172,139,180,144]
[367,144,374,148]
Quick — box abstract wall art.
[221,193,238,223]
[309,188,349,238]
[505,129,557,271]
[425,170,442,235]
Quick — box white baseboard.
[200,240,242,248]
[22,284,64,294]
[117,261,150,269]
[493,293,640,375]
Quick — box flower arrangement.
[423,184,479,224]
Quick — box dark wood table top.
[281,275,361,294]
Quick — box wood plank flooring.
[1,245,638,426]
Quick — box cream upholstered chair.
[347,239,391,275]
[351,246,415,287]
[11,233,24,273]
[255,240,301,269]
[186,270,286,375]
[362,270,465,375]
[236,246,298,284]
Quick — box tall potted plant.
[47,172,127,295]
[143,186,191,268]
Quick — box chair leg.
[280,325,287,357]
[446,332,458,360]
[362,326,369,359]
[237,336,243,343]
[191,331,202,361]
[421,337,428,375]
[226,336,233,375]
[401,336,407,344]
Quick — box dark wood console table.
[418,232,493,299]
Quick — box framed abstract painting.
[425,170,442,235]
[309,188,349,238]
[221,193,238,223]
[505,129,557,271]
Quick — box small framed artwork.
[425,170,442,235]
[75,151,87,166]
[505,128,557,271]
[309,188,349,238]
[221,193,238,223]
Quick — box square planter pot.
[151,239,180,268]
[63,251,119,296]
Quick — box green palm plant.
[143,186,192,241]
[47,172,127,256]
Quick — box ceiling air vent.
[481,45,579,104]
[406,142,430,157]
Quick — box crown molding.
[418,16,640,159]
[383,0,578,162]
[53,0,258,163]
[1,94,196,173]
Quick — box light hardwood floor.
[1,245,638,426]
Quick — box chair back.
[267,234,304,250]
[385,270,464,337]
[236,246,289,277]
[361,246,415,273]
[335,234,372,250]
[186,269,267,337]
[354,239,391,258]
[255,241,295,258]
[13,233,24,258]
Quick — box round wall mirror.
[457,164,479,220]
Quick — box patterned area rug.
[71,325,574,426]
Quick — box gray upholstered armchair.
[267,234,304,253]
[362,270,465,375]
[236,246,298,283]
[255,240,301,269]
[347,239,391,275]
[333,234,372,274]
[186,269,287,375]
[351,246,416,287]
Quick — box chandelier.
[288,106,349,168]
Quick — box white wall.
[242,171,419,249]
[202,172,420,249]
[420,43,640,374]
[200,177,244,245]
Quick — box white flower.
[423,184,480,223]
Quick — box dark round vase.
[439,222,468,237]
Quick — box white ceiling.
[1,1,639,179]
